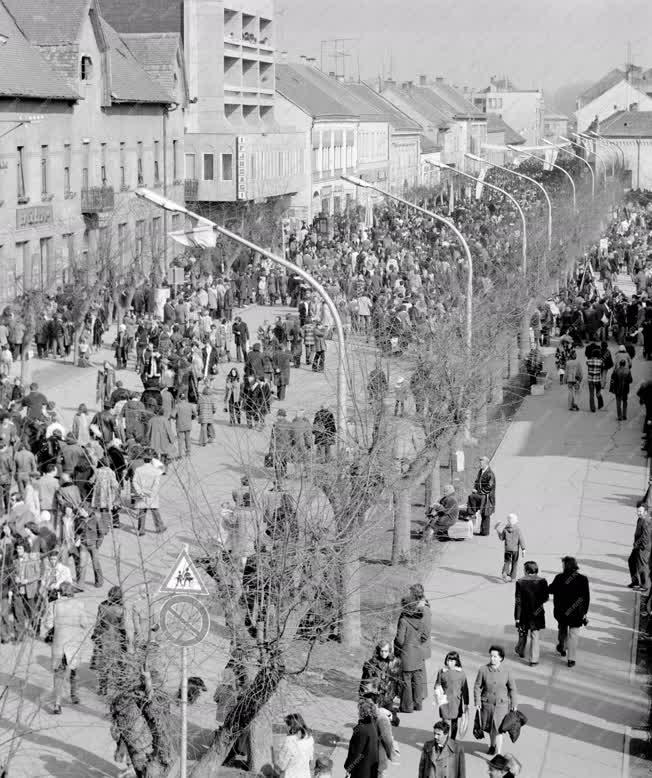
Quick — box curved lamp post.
[426,159,531,359]
[341,174,473,352]
[466,152,552,251]
[589,130,625,170]
[509,144,578,211]
[571,132,608,187]
[554,136,596,197]
[580,132,614,176]
[135,187,347,448]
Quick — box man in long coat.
[474,455,496,536]
[514,560,549,666]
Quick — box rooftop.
[276,63,359,119]
[578,67,652,106]
[425,80,485,118]
[0,0,78,99]
[121,32,182,95]
[420,135,442,154]
[94,0,181,33]
[598,110,652,138]
[344,82,422,131]
[486,114,526,145]
[2,0,87,44]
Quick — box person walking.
[474,456,496,536]
[610,357,633,421]
[197,387,217,446]
[514,561,549,666]
[344,698,380,778]
[45,581,88,714]
[586,342,604,412]
[91,585,128,696]
[393,596,427,712]
[495,514,526,582]
[418,720,466,778]
[434,651,469,740]
[628,506,651,592]
[173,392,195,456]
[132,451,166,536]
[223,368,243,426]
[564,348,582,411]
[549,556,590,668]
[474,645,518,756]
[274,712,314,778]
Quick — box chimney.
[419,74,427,86]
[335,74,344,82]
[328,71,336,78]
[385,78,395,88]
[435,76,444,83]
[402,80,413,90]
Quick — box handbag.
[473,709,485,740]
[434,685,448,707]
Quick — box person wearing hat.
[549,556,590,668]
[616,343,633,370]
[486,753,521,777]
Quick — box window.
[203,153,214,180]
[100,142,107,186]
[171,213,181,256]
[17,146,26,200]
[14,242,28,294]
[154,140,160,183]
[152,216,161,257]
[137,141,143,185]
[135,219,145,257]
[80,55,93,81]
[39,237,51,289]
[40,145,48,195]
[118,223,128,267]
[63,144,71,195]
[119,142,126,189]
[172,139,178,181]
[221,153,233,181]
[185,153,196,179]
[82,141,90,189]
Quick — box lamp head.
[340,174,370,189]
[135,187,186,213]
[465,153,485,164]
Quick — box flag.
[475,165,488,200]
[543,147,558,171]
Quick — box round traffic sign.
[160,594,211,647]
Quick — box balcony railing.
[81,186,115,213]
[184,179,199,201]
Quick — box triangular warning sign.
[159,549,209,596]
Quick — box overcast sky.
[276,0,652,93]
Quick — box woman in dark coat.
[610,357,633,421]
[394,597,428,713]
[473,645,518,756]
[273,346,291,401]
[91,585,128,696]
[359,640,394,705]
[344,698,380,778]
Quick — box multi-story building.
[0,0,186,303]
[575,66,652,132]
[484,115,525,166]
[102,0,307,216]
[473,77,544,146]
[543,113,569,142]
[598,110,652,189]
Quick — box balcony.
[81,186,115,213]
[184,179,198,201]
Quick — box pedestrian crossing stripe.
[159,549,209,596]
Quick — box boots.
[70,669,80,704]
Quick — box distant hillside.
[547,81,593,117]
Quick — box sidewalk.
[328,339,651,777]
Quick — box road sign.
[160,594,211,648]
[160,549,209,596]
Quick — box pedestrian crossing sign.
[159,549,209,596]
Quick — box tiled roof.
[345,83,421,131]
[121,32,181,94]
[598,110,652,138]
[486,114,525,145]
[383,85,450,129]
[276,63,359,119]
[578,69,626,105]
[95,0,181,33]
[420,135,442,153]
[0,1,78,99]
[425,81,485,118]
[100,18,173,103]
[544,112,568,121]
[2,0,87,44]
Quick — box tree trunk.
[340,552,361,649]
[424,457,441,508]
[391,482,411,566]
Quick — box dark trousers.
[312,351,325,371]
[0,481,10,514]
[0,597,13,641]
[400,666,426,712]
[13,593,36,638]
[80,544,104,587]
[228,401,241,425]
[588,381,603,412]
[628,548,649,588]
[479,511,492,536]
[502,549,520,579]
[137,508,165,533]
[616,394,628,420]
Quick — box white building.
[598,110,652,190]
[473,77,544,146]
[576,67,652,133]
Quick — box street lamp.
[135,187,348,448]
[426,159,531,360]
[466,152,552,251]
[554,136,595,197]
[589,130,625,170]
[521,142,577,208]
[581,132,614,176]
[571,132,608,188]
[341,174,473,352]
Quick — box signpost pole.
[180,645,188,778]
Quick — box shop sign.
[236,136,247,200]
[16,205,53,230]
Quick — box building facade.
[543,113,569,142]
[575,74,652,133]
[598,111,652,189]
[474,79,544,146]
[0,0,186,304]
